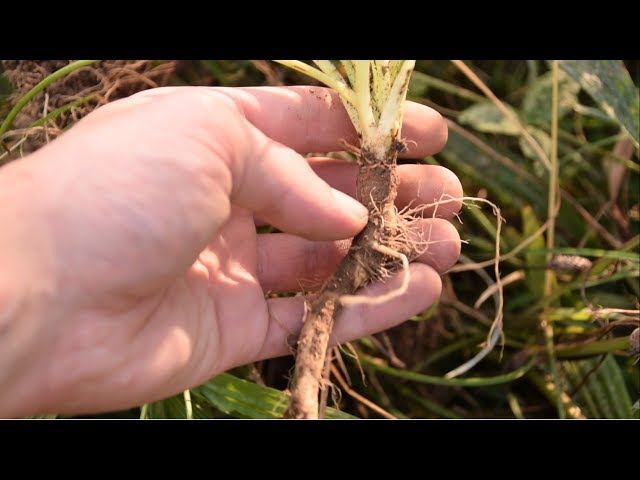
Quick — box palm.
[51,207,270,412]
[172,208,269,373]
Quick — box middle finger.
[257,217,461,293]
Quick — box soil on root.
[284,145,425,419]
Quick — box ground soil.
[1,60,176,156]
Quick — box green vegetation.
[2,60,638,419]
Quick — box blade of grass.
[27,95,96,129]
[563,361,600,417]
[193,372,356,419]
[273,60,355,105]
[411,334,488,371]
[595,354,633,418]
[554,336,632,358]
[409,70,485,103]
[541,60,564,418]
[183,389,193,419]
[506,393,526,419]
[558,131,639,173]
[398,386,463,419]
[0,60,98,138]
[527,370,585,419]
[359,354,536,387]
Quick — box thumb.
[231,118,368,240]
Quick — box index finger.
[216,85,448,157]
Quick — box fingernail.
[331,188,369,223]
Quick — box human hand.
[0,86,461,417]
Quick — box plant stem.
[361,354,537,387]
[183,389,193,419]
[0,60,98,138]
[555,336,631,358]
[273,60,355,105]
[542,60,564,418]
[283,146,399,418]
[527,371,585,419]
[279,60,416,418]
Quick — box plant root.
[339,242,410,307]
[283,145,421,419]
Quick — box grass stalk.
[542,60,564,418]
[0,60,98,138]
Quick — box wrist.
[0,158,59,417]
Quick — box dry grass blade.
[330,365,396,419]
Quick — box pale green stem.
[0,60,99,138]
[555,336,631,358]
[312,60,344,82]
[379,60,392,102]
[507,393,526,419]
[29,95,96,128]
[184,389,193,419]
[370,61,386,114]
[275,60,361,134]
[376,60,416,146]
[543,59,564,418]
[354,60,376,142]
[361,354,537,387]
[388,60,404,79]
[274,60,355,105]
[340,61,356,86]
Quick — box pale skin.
[0,86,462,418]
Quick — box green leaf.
[522,205,547,298]
[562,355,633,418]
[556,337,632,359]
[146,392,211,419]
[408,71,484,102]
[408,71,430,97]
[192,373,356,419]
[573,104,619,125]
[360,354,537,387]
[518,126,552,175]
[458,101,521,136]
[559,60,639,148]
[522,70,581,126]
[438,127,587,238]
[0,60,99,139]
[29,95,95,128]
[439,129,544,209]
